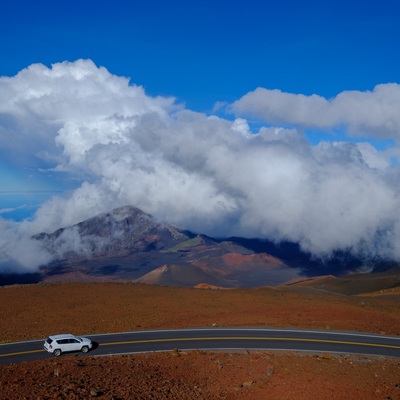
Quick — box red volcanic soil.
[222,253,284,268]
[1,282,400,399]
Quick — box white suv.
[44,334,93,356]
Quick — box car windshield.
[46,338,53,344]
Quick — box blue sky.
[1,0,400,269]
[2,0,399,110]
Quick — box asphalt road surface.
[1,328,400,365]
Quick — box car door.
[56,338,70,352]
[68,338,82,351]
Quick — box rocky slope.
[1,351,400,399]
[32,205,304,287]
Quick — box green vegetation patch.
[167,236,205,252]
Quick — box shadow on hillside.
[224,237,400,277]
[0,272,42,286]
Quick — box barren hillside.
[1,282,400,399]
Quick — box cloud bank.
[1,60,400,272]
[231,85,400,139]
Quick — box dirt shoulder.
[1,282,399,342]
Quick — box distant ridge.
[33,205,302,287]
[1,205,399,290]
[277,268,400,295]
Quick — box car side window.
[70,339,80,343]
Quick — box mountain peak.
[37,205,192,259]
[99,205,152,222]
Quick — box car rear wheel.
[81,346,89,353]
[53,349,62,357]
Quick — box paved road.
[1,328,400,365]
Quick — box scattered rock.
[266,365,274,376]
[1,352,400,399]
[171,348,181,357]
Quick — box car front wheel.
[81,346,89,353]
[53,349,62,357]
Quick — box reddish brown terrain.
[1,282,400,399]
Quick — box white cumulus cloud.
[231,84,400,139]
[1,60,400,273]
